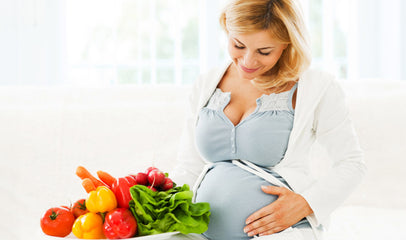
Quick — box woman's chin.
[231,61,262,80]
[237,70,258,81]
[238,66,263,80]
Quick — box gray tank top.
[195,83,309,240]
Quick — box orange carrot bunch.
[76,166,116,193]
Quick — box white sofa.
[1,81,405,240]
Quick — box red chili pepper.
[111,176,137,209]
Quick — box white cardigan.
[173,62,366,239]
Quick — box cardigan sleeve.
[300,78,367,225]
[170,77,206,188]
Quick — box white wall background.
[0,0,405,85]
[0,0,66,85]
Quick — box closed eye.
[258,50,271,56]
[233,39,273,56]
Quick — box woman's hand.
[243,185,313,237]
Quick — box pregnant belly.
[195,161,279,240]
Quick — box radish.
[135,172,148,186]
[161,177,174,191]
[148,170,165,187]
[145,167,158,175]
[147,186,157,192]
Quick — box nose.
[242,51,257,68]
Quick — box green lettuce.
[129,184,210,236]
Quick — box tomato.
[103,208,137,239]
[71,199,89,218]
[40,207,75,237]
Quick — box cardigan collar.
[196,61,231,112]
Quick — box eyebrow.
[233,38,275,50]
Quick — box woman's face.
[227,30,288,80]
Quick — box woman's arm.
[171,78,206,188]
[300,79,367,225]
[243,78,366,236]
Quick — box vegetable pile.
[40,166,210,239]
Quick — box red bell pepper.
[111,176,137,209]
[103,208,137,239]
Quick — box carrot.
[96,170,116,188]
[76,166,107,188]
[82,178,96,193]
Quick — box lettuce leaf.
[129,184,210,236]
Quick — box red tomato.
[103,208,137,239]
[40,207,75,237]
[71,199,89,218]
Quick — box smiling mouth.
[239,64,260,73]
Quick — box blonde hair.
[219,0,311,91]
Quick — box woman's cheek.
[228,45,241,60]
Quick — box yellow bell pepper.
[72,212,105,239]
[86,186,117,213]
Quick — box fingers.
[261,185,289,195]
[244,214,272,236]
[243,214,285,237]
[245,204,273,225]
[244,206,282,236]
[244,186,292,237]
[245,186,288,225]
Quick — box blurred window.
[63,0,406,85]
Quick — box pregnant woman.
[173,0,366,239]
